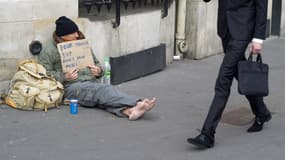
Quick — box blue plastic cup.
[69,99,78,115]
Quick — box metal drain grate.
[221,107,254,126]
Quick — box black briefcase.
[238,53,269,96]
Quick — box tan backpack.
[5,59,64,112]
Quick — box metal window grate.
[79,0,171,28]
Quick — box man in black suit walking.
[187,0,271,148]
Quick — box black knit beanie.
[55,16,79,37]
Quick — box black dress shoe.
[247,114,272,133]
[187,133,214,148]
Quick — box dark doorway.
[271,0,282,36]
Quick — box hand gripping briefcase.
[238,53,269,96]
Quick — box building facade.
[184,0,285,59]
[0,0,176,92]
[0,0,285,93]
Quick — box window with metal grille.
[79,0,171,27]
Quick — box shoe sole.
[187,139,213,148]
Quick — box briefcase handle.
[248,52,263,63]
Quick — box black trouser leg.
[202,36,251,135]
[222,32,270,119]
[245,96,270,118]
[202,33,271,135]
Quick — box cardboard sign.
[57,39,95,73]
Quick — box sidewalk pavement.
[1,37,285,160]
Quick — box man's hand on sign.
[64,67,79,81]
[88,65,102,77]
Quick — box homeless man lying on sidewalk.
[38,16,156,120]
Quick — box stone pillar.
[185,0,222,60]
[267,0,273,36]
[281,0,285,36]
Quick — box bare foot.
[143,98,156,111]
[124,98,156,121]
[128,101,148,121]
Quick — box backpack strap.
[44,103,48,112]
[0,94,17,108]
[18,59,37,70]
[19,59,49,79]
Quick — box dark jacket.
[218,0,268,40]
[38,31,103,84]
